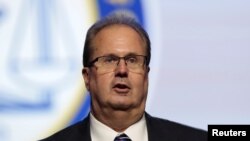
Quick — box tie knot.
[114,133,132,141]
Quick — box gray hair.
[83,13,151,67]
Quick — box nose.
[115,59,128,76]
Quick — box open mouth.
[113,83,130,93]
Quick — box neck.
[91,108,144,132]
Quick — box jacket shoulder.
[146,113,207,141]
[39,116,91,141]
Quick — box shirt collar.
[90,113,148,141]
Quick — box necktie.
[114,133,132,141]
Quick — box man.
[41,13,207,141]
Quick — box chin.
[110,102,132,111]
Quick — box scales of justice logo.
[0,0,145,140]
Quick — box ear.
[147,66,150,73]
[82,67,90,91]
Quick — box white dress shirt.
[90,113,148,141]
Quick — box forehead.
[91,24,146,57]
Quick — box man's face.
[83,25,149,112]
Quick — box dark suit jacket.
[40,112,207,141]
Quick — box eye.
[103,56,118,64]
[126,56,138,64]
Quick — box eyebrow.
[102,52,142,57]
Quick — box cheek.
[132,74,148,92]
[89,73,113,93]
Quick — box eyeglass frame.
[86,54,148,70]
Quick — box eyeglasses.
[87,55,147,73]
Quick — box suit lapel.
[145,112,168,141]
[77,114,92,141]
